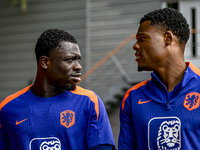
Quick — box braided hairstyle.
[35,29,77,63]
[140,7,190,44]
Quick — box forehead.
[59,41,81,56]
[136,20,162,37]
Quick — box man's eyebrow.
[136,33,146,37]
[78,55,82,59]
[67,55,81,58]
[73,55,82,59]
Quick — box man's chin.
[138,66,152,72]
[63,85,76,91]
[138,66,144,72]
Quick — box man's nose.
[74,61,82,71]
[133,42,139,51]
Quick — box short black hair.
[35,29,77,63]
[140,7,190,44]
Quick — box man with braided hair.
[119,7,200,149]
[0,29,116,150]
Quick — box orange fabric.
[121,79,151,113]
[0,85,32,111]
[187,62,200,76]
[71,86,99,120]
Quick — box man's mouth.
[70,73,81,82]
[135,52,141,62]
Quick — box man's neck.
[154,62,187,92]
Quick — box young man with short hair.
[118,8,200,150]
[0,29,116,150]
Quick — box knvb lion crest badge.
[148,117,181,150]
[60,110,75,128]
[29,137,61,150]
[183,92,200,111]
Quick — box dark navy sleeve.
[89,144,112,150]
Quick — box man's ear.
[39,56,49,69]
[164,31,174,46]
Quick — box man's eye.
[65,57,81,62]
[66,59,73,62]
[140,37,145,42]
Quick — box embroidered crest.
[60,110,75,128]
[183,92,200,111]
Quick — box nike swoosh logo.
[138,99,152,104]
[16,118,28,125]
